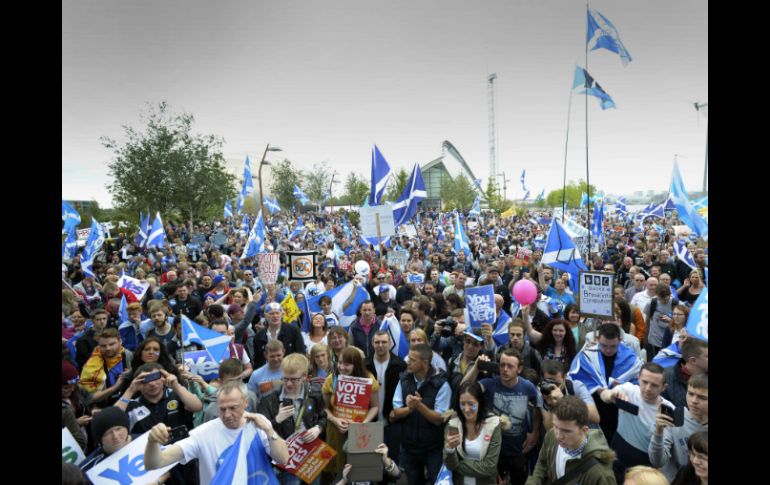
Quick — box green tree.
[269,159,303,209]
[384,168,410,202]
[305,162,333,206]
[546,180,599,209]
[440,173,477,211]
[344,173,369,206]
[103,102,236,231]
[484,177,504,212]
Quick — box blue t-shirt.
[480,376,542,455]
[544,287,576,308]
[247,364,282,400]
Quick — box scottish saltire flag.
[591,201,604,246]
[333,243,345,262]
[640,201,665,221]
[466,285,496,329]
[542,219,588,293]
[224,200,233,219]
[673,240,696,270]
[580,192,589,207]
[342,216,352,240]
[81,218,106,277]
[520,170,527,192]
[653,341,683,368]
[587,8,632,66]
[573,66,616,110]
[293,185,309,205]
[469,196,481,216]
[670,161,708,240]
[210,423,279,485]
[360,233,392,249]
[535,188,545,203]
[146,212,166,249]
[289,216,305,240]
[236,192,244,215]
[136,212,150,247]
[454,213,471,258]
[244,211,266,258]
[685,287,708,342]
[241,155,254,195]
[492,309,512,347]
[369,144,393,206]
[615,196,628,215]
[118,294,128,324]
[62,225,78,259]
[62,201,81,232]
[380,314,409,359]
[497,228,508,242]
[392,163,427,226]
[692,196,708,211]
[434,463,453,485]
[568,343,643,394]
[305,281,371,329]
[437,225,446,241]
[523,190,530,201]
[241,214,250,233]
[181,315,231,363]
[662,194,677,212]
[263,196,280,214]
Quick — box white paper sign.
[258,253,280,285]
[117,275,150,301]
[578,271,614,318]
[359,206,396,239]
[387,250,410,269]
[62,427,86,465]
[86,431,177,485]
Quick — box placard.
[183,350,220,382]
[359,206,396,239]
[86,431,176,485]
[516,247,533,262]
[276,432,337,484]
[287,251,317,282]
[117,275,150,301]
[465,285,496,329]
[258,253,280,285]
[387,249,409,269]
[578,271,614,319]
[333,375,372,422]
[62,427,86,465]
[406,273,425,285]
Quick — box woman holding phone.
[443,381,505,484]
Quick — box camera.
[168,425,189,444]
[437,317,457,337]
[476,360,500,374]
[540,379,558,395]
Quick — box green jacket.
[442,412,505,485]
[526,429,616,485]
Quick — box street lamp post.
[259,144,282,217]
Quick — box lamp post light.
[259,144,282,217]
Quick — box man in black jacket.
[252,302,306,368]
[365,330,407,461]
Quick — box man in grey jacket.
[648,373,709,482]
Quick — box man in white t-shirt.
[144,380,288,485]
[599,362,673,483]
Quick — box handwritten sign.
[359,206,396,239]
[465,285,496,329]
[334,375,372,422]
[387,249,410,270]
[578,271,614,319]
[258,253,280,285]
[276,432,337,484]
[516,247,533,262]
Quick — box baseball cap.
[463,330,484,342]
[212,275,225,286]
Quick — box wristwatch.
[268,430,280,441]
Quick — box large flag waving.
[263,196,280,214]
[670,161,708,240]
[520,170,527,192]
[673,240,696,270]
[573,66,616,110]
[369,144,393,206]
[304,281,371,329]
[392,163,427,226]
[224,200,233,219]
[293,185,309,205]
[541,219,588,293]
[454,213,471,258]
[241,155,254,195]
[535,189,545,203]
[210,422,280,485]
[379,314,409,359]
[236,192,245,215]
[569,343,643,394]
[181,315,231,363]
[587,8,632,66]
[136,211,150,247]
[62,225,78,260]
[146,212,166,249]
[685,287,708,342]
[81,218,106,277]
[591,201,604,246]
[468,195,481,216]
[62,201,81,233]
[244,211,266,258]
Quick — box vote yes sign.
[276,432,337,484]
[117,275,150,301]
[183,350,220,382]
[86,430,176,485]
[333,375,372,422]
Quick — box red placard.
[333,375,372,423]
[276,432,337,484]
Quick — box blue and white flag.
[542,219,588,293]
[392,163,427,226]
[652,341,683,368]
[673,240,696,269]
[62,225,78,260]
[62,201,81,232]
[662,194,677,212]
[236,192,244,215]
[523,189,531,201]
[360,233,392,250]
[685,287,708,342]
[304,281,371,329]
[615,196,628,215]
[263,196,280,214]
[241,155,254,195]
[244,211,266,258]
[289,216,305,240]
[241,214,250,233]
[369,144,393,206]
[568,343,643,394]
[497,228,508,242]
[437,225,446,241]
[587,8,632,66]
[379,314,409,359]
[146,212,166,249]
[210,423,280,485]
[573,66,616,110]
[469,196,481,216]
[454,213,471,258]
[181,315,232,363]
[692,196,708,210]
[465,285,496,329]
[435,463,453,485]
[342,216,352,240]
[224,200,233,219]
[136,212,150,247]
[118,294,128,325]
[535,189,545,203]
[670,161,708,240]
[293,185,309,205]
[640,201,665,221]
[591,201,604,246]
[520,170,527,192]
[492,309,513,347]
[81,218,106,277]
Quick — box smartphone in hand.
[614,398,640,416]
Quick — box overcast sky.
[63,0,708,208]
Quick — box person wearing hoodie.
[526,396,616,485]
[648,373,709,482]
[443,381,505,485]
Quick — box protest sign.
[359,206,395,240]
[406,273,425,285]
[333,375,372,422]
[387,249,409,269]
[516,247,533,262]
[117,274,150,301]
[183,350,220,382]
[276,432,337,484]
[86,431,176,485]
[578,271,614,319]
[287,251,317,282]
[465,285,496,329]
[62,427,86,465]
[258,253,280,284]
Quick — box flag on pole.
[541,219,588,293]
[369,144,393,206]
[293,185,309,205]
[62,201,81,232]
[673,240,697,270]
[236,192,244,215]
[640,202,665,221]
[392,163,427,226]
[81,219,106,277]
[136,212,150,247]
[289,216,305,240]
[379,314,409,359]
[241,214,250,233]
[615,196,628,215]
[244,211,266,258]
[535,189,545,203]
[520,170,527,192]
[224,200,233,219]
[469,196,481,216]
[591,201,604,246]
[181,315,231,363]
[146,212,166,249]
[685,288,708,342]
[437,225,446,241]
[523,190,531,201]
[492,310,513,347]
[670,161,708,240]
[62,225,78,260]
[573,66,616,110]
[209,423,280,485]
[342,216,352,240]
[241,155,254,195]
[454,213,471,258]
[263,197,280,214]
[587,8,632,66]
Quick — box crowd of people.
[61,205,708,484]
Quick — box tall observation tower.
[487,73,497,183]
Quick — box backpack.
[647,296,679,323]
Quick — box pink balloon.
[512,279,538,305]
